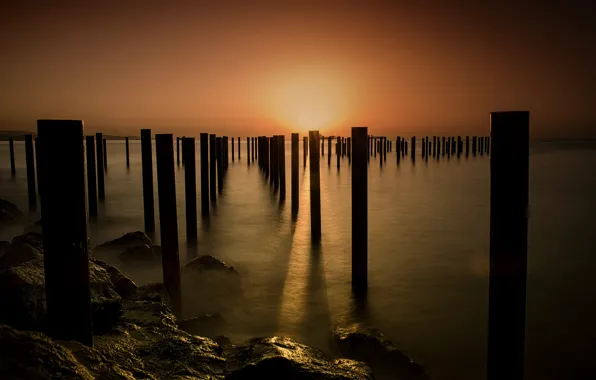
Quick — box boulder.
[182,255,239,276]
[178,313,227,338]
[92,258,138,298]
[118,244,162,264]
[224,336,373,379]
[0,198,23,224]
[11,231,44,251]
[0,256,123,335]
[331,325,431,380]
[214,335,232,347]
[0,240,42,269]
[94,231,153,253]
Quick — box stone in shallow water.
[95,231,153,253]
[178,313,227,339]
[118,244,162,265]
[331,324,431,380]
[0,239,42,269]
[11,231,44,251]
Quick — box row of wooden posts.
[23,112,526,380]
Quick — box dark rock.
[224,336,373,379]
[182,255,239,276]
[215,335,232,347]
[95,231,153,253]
[92,258,138,298]
[0,241,11,255]
[178,313,227,338]
[0,240,42,269]
[331,324,431,380]
[0,198,23,224]
[11,231,44,251]
[0,257,123,335]
[118,244,161,264]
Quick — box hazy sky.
[1,1,595,137]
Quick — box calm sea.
[1,138,595,380]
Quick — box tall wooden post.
[246,137,250,165]
[347,137,351,164]
[216,137,223,194]
[200,133,210,217]
[9,137,16,176]
[473,136,478,156]
[251,137,255,162]
[176,137,181,166]
[238,137,241,160]
[85,136,98,218]
[411,137,416,161]
[327,137,332,166]
[309,131,322,242]
[466,136,470,157]
[95,133,105,200]
[25,134,37,211]
[210,134,217,201]
[487,111,529,380]
[103,138,107,172]
[303,136,308,167]
[155,134,182,318]
[183,137,198,243]
[38,119,92,346]
[140,129,154,232]
[279,135,286,201]
[337,136,341,170]
[232,136,235,163]
[322,137,325,156]
[291,133,299,215]
[352,127,368,291]
[223,136,229,172]
[125,137,130,167]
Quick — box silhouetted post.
[103,138,107,172]
[473,136,478,156]
[322,137,325,156]
[223,136,229,172]
[309,131,321,242]
[396,137,401,164]
[352,126,368,291]
[183,137,198,243]
[246,137,250,165]
[487,137,491,154]
[291,133,299,215]
[457,136,462,158]
[95,134,105,200]
[199,133,209,217]
[337,136,341,170]
[85,136,98,218]
[303,136,308,167]
[176,137,181,166]
[25,134,37,211]
[125,137,130,167]
[327,137,332,166]
[466,136,470,157]
[347,137,351,164]
[405,141,408,155]
[251,137,255,162]
[232,136,235,163]
[411,137,416,161]
[269,137,274,183]
[379,139,383,168]
[35,137,43,198]
[374,138,377,158]
[422,137,426,157]
[265,137,270,177]
[383,137,387,161]
[140,129,155,232]
[452,137,457,155]
[155,134,182,318]
[9,137,16,176]
[216,137,223,193]
[447,138,451,158]
[210,134,217,201]
[37,120,92,346]
[487,111,529,380]
[237,137,241,160]
[279,135,286,201]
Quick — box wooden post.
[183,137,198,243]
[487,111,529,380]
[95,133,105,200]
[337,136,341,170]
[411,137,416,161]
[466,136,470,157]
[216,137,223,194]
[309,131,322,242]
[25,134,37,211]
[327,137,332,166]
[37,119,92,346]
[347,137,351,164]
[487,137,491,154]
[85,136,98,218]
[446,137,451,158]
[232,136,235,163]
[103,138,107,172]
[473,136,478,156]
[35,137,43,198]
[251,137,255,162]
[352,126,368,291]
[291,133,299,215]
[210,134,217,201]
[303,136,308,167]
[9,137,16,176]
[457,136,462,158]
[422,137,426,157]
[238,137,241,160]
[246,137,250,165]
[140,129,155,232]
[200,133,209,217]
[223,136,229,172]
[279,135,286,201]
[322,136,325,156]
[177,137,181,166]
[155,134,182,318]
[442,136,446,156]
[396,137,401,164]
[125,137,130,167]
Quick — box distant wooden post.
[103,138,108,172]
[322,137,325,156]
[487,137,491,154]
[291,133,299,215]
[264,137,270,177]
[309,131,322,242]
[210,134,217,201]
[223,136,229,172]
[25,134,37,211]
[9,137,16,176]
[352,126,368,291]
[457,136,462,158]
[487,111,529,380]
[396,137,401,164]
[279,135,286,201]
[347,137,352,164]
[466,136,470,157]
[251,137,255,162]
[200,133,209,217]
[140,129,155,232]
[96,133,105,200]
[411,137,416,161]
[446,137,451,158]
[303,136,308,167]
[232,136,235,163]
[37,119,92,346]
[246,137,250,165]
[473,136,478,155]
[383,137,387,161]
[155,134,182,318]
[337,136,341,170]
[216,137,223,194]
[125,137,130,167]
[237,137,241,160]
[442,136,446,156]
[422,137,426,157]
[85,136,98,218]
[432,136,437,157]
[327,137,332,166]
[176,137,181,166]
[183,137,198,243]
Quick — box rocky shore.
[0,199,430,379]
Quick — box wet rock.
[0,240,42,269]
[11,231,44,251]
[130,282,171,303]
[0,198,23,224]
[95,231,153,253]
[178,313,227,338]
[118,244,161,264]
[224,336,373,379]
[331,325,431,380]
[214,335,232,347]
[182,255,239,276]
[92,258,138,298]
[0,257,123,335]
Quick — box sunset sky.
[1,1,595,138]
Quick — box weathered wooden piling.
[9,137,16,176]
[411,137,416,161]
[327,137,332,166]
[422,137,426,157]
[480,137,485,156]
[309,131,322,242]
[223,136,229,171]
[473,136,478,155]
[322,137,325,156]
[337,136,341,170]
[37,119,92,346]
[96,133,105,201]
[303,136,308,167]
[279,135,286,201]
[103,138,108,172]
[291,133,299,215]
[457,136,462,158]
[347,137,352,164]
[237,137,241,160]
[182,137,198,243]
[352,126,368,291]
[251,137,255,162]
[199,133,209,217]
[216,137,223,194]
[405,140,408,155]
[246,137,250,165]
[486,137,491,154]
[25,134,37,211]
[209,134,217,201]
[373,138,377,158]
[155,134,182,318]
[140,129,155,231]
[487,111,529,380]
[125,137,130,167]
[466,136,470,157]
[396,137,401,164]
[231,136,235,163]
[85,136,98,218]
[383,137,387,161]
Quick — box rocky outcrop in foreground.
[0,198,23,225]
